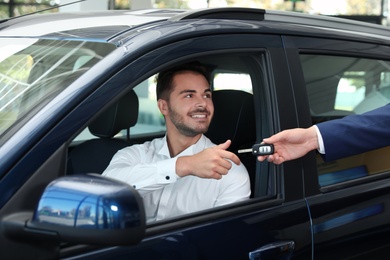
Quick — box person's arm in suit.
[317,103,390,161]
[258,103,390,164]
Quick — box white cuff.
[156,158,178,183]
[314,125,325,154]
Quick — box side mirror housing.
[2,174,146,246]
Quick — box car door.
[0,28,312,259]
[284,33,390,258]
[59,32,312,259]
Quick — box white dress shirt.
[102,135,251,222]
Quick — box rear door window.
[300,54,390,186]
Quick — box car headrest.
[206,90,256,152]
[89,90,139,138]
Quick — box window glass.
[300,54,390,186]
[213,72,253,93]
[0,38,116,140]
[334,72,365,111]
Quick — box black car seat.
[67,90,139,174]
[205,89,257,196]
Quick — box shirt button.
[165,176,170,180]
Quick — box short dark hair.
[156,61,210,100]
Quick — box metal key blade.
[237,148,252,154]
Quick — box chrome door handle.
[249,240,295,260]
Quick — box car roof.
[0,9,184,39]
[265,9,390,40]
[1,7,390,43]
[174,8,390,39]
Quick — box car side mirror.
[2,174,146,246]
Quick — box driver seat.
[67,90,139,174]
[205,89,257,196]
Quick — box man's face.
[163,71,213,137]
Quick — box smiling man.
[102,61,250,222]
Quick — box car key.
[238,143,274,156]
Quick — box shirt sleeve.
[102,145,179,192]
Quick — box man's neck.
[166,133,202,157]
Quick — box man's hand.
[257,126,319,164]
[176,140,241,180]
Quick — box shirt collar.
[158,135,208,158]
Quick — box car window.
[301,54,390,186]
[68,53,266,223]
[0,38,116,141]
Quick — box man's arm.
[102,144,178,191]
[176,140,241,180]
[103,140,241,191]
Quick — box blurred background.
[0,0,388,26]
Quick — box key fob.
[252,144,274,155]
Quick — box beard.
[168,106,210,137]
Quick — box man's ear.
[158,99,168,116]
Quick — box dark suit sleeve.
[317,103,390,162]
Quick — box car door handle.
[249,240,295,260]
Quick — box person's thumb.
[217,139,231,150]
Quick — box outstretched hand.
[257,126,319,164]
[177,140,241,180]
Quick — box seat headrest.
[89,90,139,138]
[206,90,256,151]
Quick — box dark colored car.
[1,7,390,260]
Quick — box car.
[1,6,390,259]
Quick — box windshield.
[0,38,116,137]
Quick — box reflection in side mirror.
[28,174,146,245]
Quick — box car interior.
[67,89,139,175]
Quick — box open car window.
[68,52,273,223]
